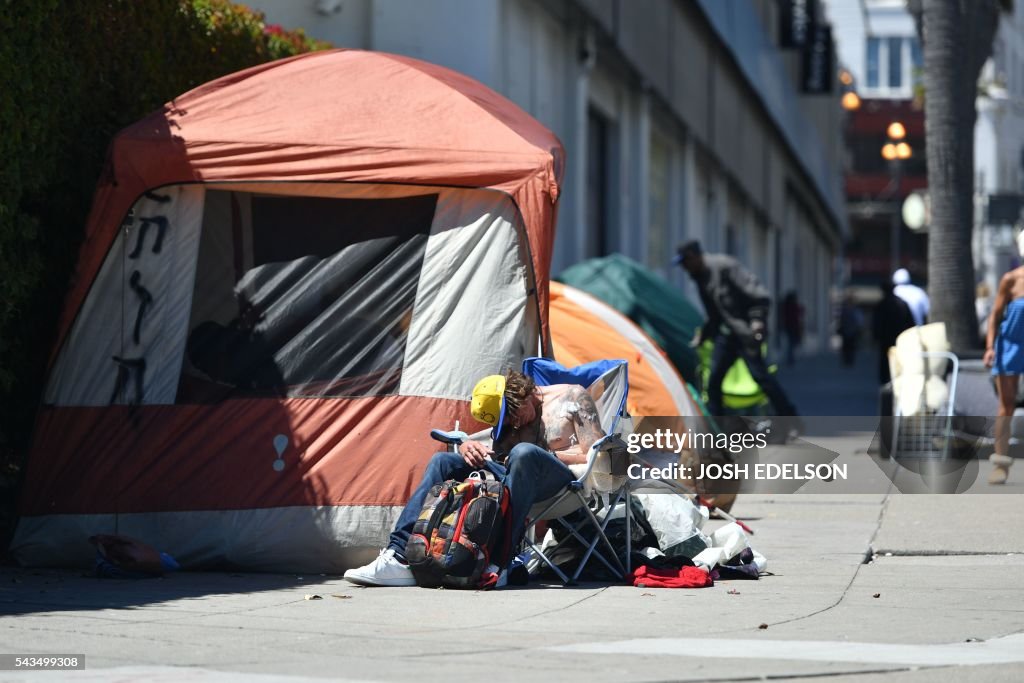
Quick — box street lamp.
[882,121,912,274]
[840,69,861,111]
[887,121,907,140]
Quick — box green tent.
[558,254,772,413]
[557,254,703,385]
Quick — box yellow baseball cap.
[471,374,508,440]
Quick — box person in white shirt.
[892,268,929,326]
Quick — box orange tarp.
[549,282,694,418]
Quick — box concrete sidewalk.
[2,354,1021,682]
[774,346,882,417]
[2,488,1022,682]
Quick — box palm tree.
[908,0,1007,352]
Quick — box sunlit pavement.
[1,351,1022,682]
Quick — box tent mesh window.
[177,190,437,402]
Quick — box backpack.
[404,472,511,589]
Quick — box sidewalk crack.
[712,492,894,635]
[637,664,933,682]
[871,550,1023,557]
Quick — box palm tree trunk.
[920,0,1000,352]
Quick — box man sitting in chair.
[343,369,606,586]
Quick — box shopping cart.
[891,351,960,459]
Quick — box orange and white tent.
[12,50,563,572]
[549,282,698,419]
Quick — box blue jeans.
[387,443,575,567]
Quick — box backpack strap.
[466,469,497,482]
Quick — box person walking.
[780,291,804,366]
[838,294,864,367]
[983,248,1024,485]
[674,240,799,421]
[872,281,915,385]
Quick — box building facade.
[829,0,1024,306]
[824,0,927,295]
[251,0,847,353]
[975,1,1024,296]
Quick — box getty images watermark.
[615,416,1021,494]
[624,428,846,483]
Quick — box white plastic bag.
[691,522,756,572]
[633,494,711,557]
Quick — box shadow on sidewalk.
[0,567,334,617]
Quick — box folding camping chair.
[428,358,632,584]
[517,357,631,585]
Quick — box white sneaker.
[343,549,416,587]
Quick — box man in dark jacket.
[872,281,916,384]
[675,240,799,418]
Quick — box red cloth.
[632,565,713,588]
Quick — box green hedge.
[0,1,329,465]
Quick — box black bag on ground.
[404,473,511,589]
[541,497,658,582]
